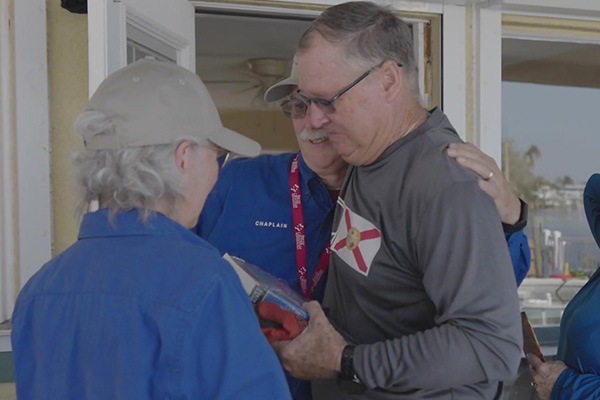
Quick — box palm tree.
[559,176,573,186]
[524,145,541,167]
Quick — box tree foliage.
[557,176,574,186]
[502,140,547,207]
[524,145,541,167]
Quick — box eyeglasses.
[217,151,230,170]
[280,61,401,119]
[206,141,231,170]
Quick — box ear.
[379,60,403,103]
[174,140,192,173]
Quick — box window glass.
[502,39,600,355]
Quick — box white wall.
[13,0,52,294]
[0,0,52,353]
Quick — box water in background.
[519,208,596,330]
[526,207,600,275]
[528,208,588,238]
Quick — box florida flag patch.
[331,199,381,276]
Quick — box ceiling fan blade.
[204,79,251,84]
[232,84,261,95]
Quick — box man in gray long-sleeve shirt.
[271,2,522,399]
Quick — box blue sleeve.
[505,230,530,286]
[181,265,291,399]
[193,163,235,238]
[584,173,600,249]
[551,368,600,400]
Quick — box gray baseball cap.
[82,59,261,157]
[264,56,298,103]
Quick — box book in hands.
[521,311,545,362]
[223,253,308,320]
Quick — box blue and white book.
[223,253,308,320]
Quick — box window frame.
[502,11,600,355]
[0,0,52,352]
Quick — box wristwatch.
[502,199,528,234]
[339,345,361,384]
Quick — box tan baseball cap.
[264,56,298,103]
[82,58,261,157]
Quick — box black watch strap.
[339,345,361,384]
[502,199,528,234]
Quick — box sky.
[502,81,600,185]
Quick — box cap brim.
[264,76,298,103]
[209,126,261,157]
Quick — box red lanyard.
[289,153,330,299]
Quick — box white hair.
[72,110,200,221]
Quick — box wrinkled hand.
[526,353,568,400]
[446,142,521,225]
[270,301,347,380]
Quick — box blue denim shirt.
[11,209,290,400]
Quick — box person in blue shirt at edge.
[195,60,530,399]
[10,59,291,400]
[527,173,600,400]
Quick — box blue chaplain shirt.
[195,152,337,400]
[196,153,337,304]
[506,230,530,286]
[196,152,531,400]
[11,209,290,400]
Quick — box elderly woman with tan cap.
[11,59,291,400]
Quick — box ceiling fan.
[204,58,291,106]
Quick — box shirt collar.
[78,209,198,243]
[296,152,336,209]
[297,152,320,187]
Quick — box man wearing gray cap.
[196,56,348,400]
[10,59,290,400]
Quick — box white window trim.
[500,13,600,159]
[0,0,15,353]
[466,1,600,167]
[474,6,503,164]
[499,0,600,19]
[88,0,195,95]
[191,0,444,14]
[440,4,503,164]
[499,6,600,171]
[0,0,52,353]
[0,0,16,332]
[442,5,467,140]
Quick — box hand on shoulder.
[446,142,521,225]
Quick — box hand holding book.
[521,311,545,361]
[223,253,356,344]
[256,301,308,343]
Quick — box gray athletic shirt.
[313,108,522,399]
